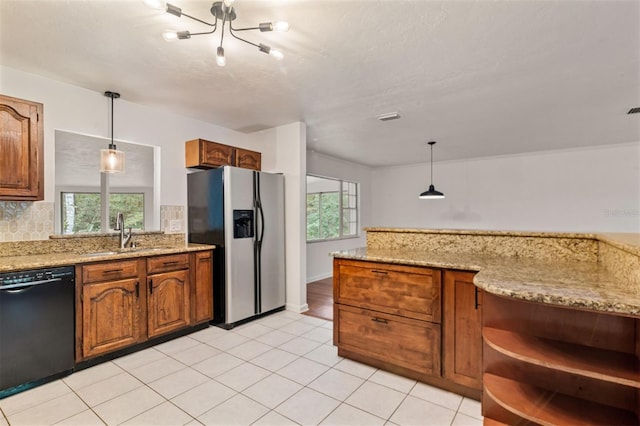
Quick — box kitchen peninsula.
[331,228,640,425]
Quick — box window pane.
[306,193,320,240]
[306,175,359,242]
[61,192,101,234]
[109,193,144,230]
[319,192,340,239]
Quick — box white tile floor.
[0,311,483,426]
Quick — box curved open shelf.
[484,373,638,426]
[483,327,640,388]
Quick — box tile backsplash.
[160,205,186,234]
[0,203,187,242]
[0,201,54,241]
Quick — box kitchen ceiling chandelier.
[145,0,289,67]
[419,141,445,199]
[100,91,125,174]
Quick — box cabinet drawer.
[335,260,441,322]
[336,304,441,376]
[147,253,189,274]
[82,260,140,284]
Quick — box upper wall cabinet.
[0,94,44,201]
[185,138,261,171]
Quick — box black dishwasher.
[0,266,75,398]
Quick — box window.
[54,130,157,235]
[306,175,359,241]
[61,192,144,234]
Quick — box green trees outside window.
[61,192,144,234]
[306,176,359,241]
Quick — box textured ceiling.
[1,0,639,166]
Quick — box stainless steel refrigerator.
[187,166,286,328]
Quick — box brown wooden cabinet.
[191,250,214,324]
[78,259,146,359]
[148,269,190,338]
[333,259,442,382]
[482,292,640,425]
[0,94,44,200]
[333,258,482,399]
[185,138,234,169]
[77,249,214,361]
[185,138,261,170]
[234,147,261,171]
[147,253,191,338]
[443,270,483,390]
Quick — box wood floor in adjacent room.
[303,277,333,321]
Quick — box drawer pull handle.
[163,261,179,266]
[475,287,479,310]
[371,270,388,275]
[103,269,123,274]
[371,317,388,324]
[149,279,153,294]
[135,282,139,298]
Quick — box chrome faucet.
[115,212,132,249]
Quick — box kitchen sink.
[80,251,118,257]
[79,247,170,257]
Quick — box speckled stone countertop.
[332,247,640,318]
[0,243,215,273]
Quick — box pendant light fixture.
[100,91,125,174]
[146,0,288,67]
[419,141,445,199]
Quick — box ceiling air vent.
[627,107,640,115]
[376,112,401,121]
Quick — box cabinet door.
[185,139,234,169]
[82,278,144,359]
[443,270,482,390]
[192,251,214,324]
[0,94,43,200]
[234,148,261,171]
[148,269,191,338]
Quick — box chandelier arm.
[181,11,217,27]
[229,26,260,48]
[188,28,218,36]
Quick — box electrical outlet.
[169,220,181,232]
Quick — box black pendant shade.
[419,141,445,199]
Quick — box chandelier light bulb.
[162,30,178,41]
[216,46,226,66]
[269,49,284,60]
[273,21,289,32]
[144,0,166,10]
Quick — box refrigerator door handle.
[257,201,265,245]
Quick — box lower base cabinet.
[333,258,483,399]
[443,270,483,390]
[482,292,640,425]
[77,250,213,362]
[82,277,145,358]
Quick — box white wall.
[0,65,268,208]
[372,143,640,233]
[306,151,373,282]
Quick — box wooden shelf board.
[483,327,640,388]
[484,373,638,426]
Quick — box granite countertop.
[332,247,640,318]
[0,243,215,273]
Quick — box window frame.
[306,174,360,243]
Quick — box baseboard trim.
[306,272,332,284]
[285,302,309,313]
